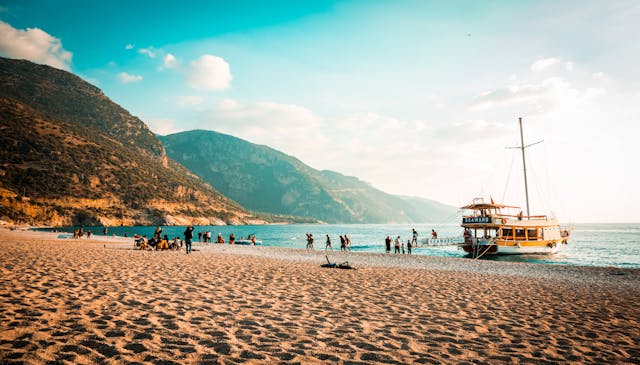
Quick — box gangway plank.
[418,237,464,247]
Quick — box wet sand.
[0,228,638,364]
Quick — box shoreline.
[1,228,638,364]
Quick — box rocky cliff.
[0,57,259,226]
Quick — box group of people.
[383,228,438,254]
[385,235,413,254]
[136,226,260,254]
[135,234,183,251]
[304,233,352,251]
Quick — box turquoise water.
[43,223,640,268]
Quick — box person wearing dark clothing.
[340,235,346,251]
[385,236,391,253]
[325,235,333,251]
[198,231,203,242]
[154,226,163,240]
[184,226,194,254]
[407,239,412,255]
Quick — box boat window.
[527,229,538,239]
[515,229,526,238]
[500,228,513,239]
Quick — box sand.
[0,228,638,364]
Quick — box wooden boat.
[460,118,571,257]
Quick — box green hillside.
[161,130,457,223]
[0,57,256,226]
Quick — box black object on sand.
[321,255,354,270]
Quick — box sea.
[41,223,640,269]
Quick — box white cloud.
[564,61,574,71]
[117,72,143,83]
[530,57,562,72]
[163,53,178,69]
[206,99,320,131]
[145,117,181,136]
[138,47,157,58]
[186,54,232,90]
[0,20,72,70]
[125,44,134,50]
[178,95,204,107]
[472,77,575,112]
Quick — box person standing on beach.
[411,228,418,246]
[345,234,351,251]
[340,235,346,251]
[198,231,203,242]
[184,225,194,254]
[325,235,333,251]
[385,236,391,253]
[306,233,314,250]
[229,233,235,244]
[394,236,401,253]
[407,239,412,255]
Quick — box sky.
[1,0,639,223]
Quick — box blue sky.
[1,1,639,222]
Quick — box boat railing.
[462,213,548,221]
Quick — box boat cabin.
[460,198,558,243]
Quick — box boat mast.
[512,117,543,218]
[518,117,531,217]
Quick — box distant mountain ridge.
[161,130,458,223]
[0,57,258,226]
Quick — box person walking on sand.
[394,236,401,254]
[407,239,412,255]
[306,233,314,250]
[325,235,333,251]
[385,236,391,253]
[340,235,346,251]
[345,234,351,251]
[184,225,194,254]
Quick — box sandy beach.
[0,228,638,364]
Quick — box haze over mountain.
[161,130,457,224]
[0,57,259,226]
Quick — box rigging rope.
[501,150,515,204]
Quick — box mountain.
[0,57,259,226]
[160,130,458,223]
